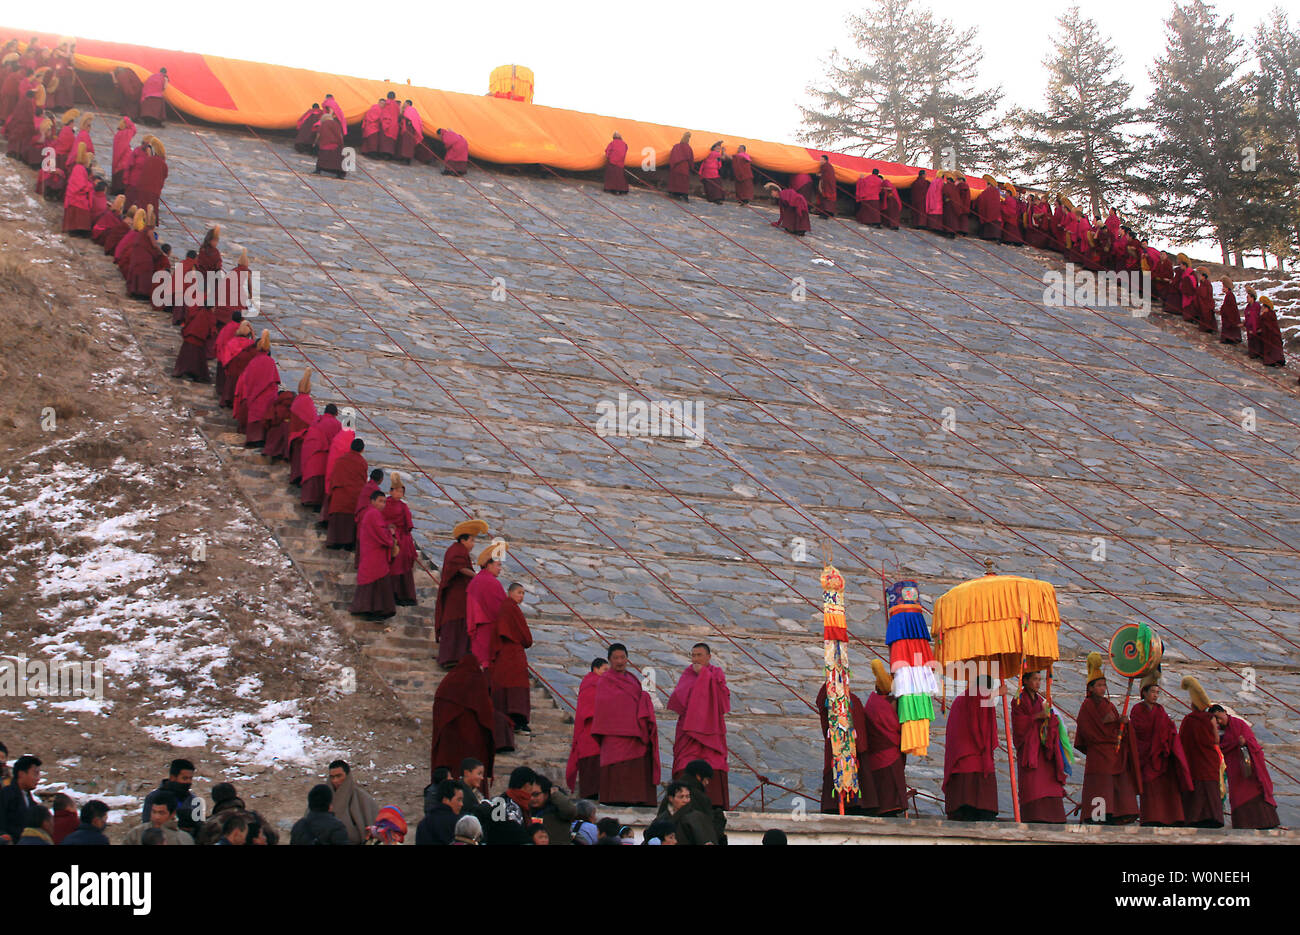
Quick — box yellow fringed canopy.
[900,720,929,757]
[933,574,1061,676]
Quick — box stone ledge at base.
[595,808,1296,845]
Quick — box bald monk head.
[351,438,364,452]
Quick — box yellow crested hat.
[453,519,489,540]
[478,540,508,567]
[871,658,893,694]
[1181,675,1210,711]
[1086,651,1104,684]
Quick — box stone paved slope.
[74,114,1299,822]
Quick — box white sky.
[9,0,1283,146]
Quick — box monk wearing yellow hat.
[435,520,488,668]
[862,658,907,816]
[1072,652,1139,824]
[1178,676,1224,828]
[1129,671,1192,826]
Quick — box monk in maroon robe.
[61,144,95,234]
[382,475,417,605]
[139,68,167,125]
[360,99,382,156]
[110,116,135,195]
[233,332,280,445]
[377,93,399,158]
[435,520,486,668]
[314,111,346,178]
[261,389,296,461]
[430,653,495,790]
[490,583,533,735]
[397,100,422,163]
[1073,662,1140,824]
[941,174,961,237]
[765,183,810,235]
[286,371,317,484]
[173,302,214,383]
[350,488,397,620]
[909,171,929,227]
[1010,671,1066,822]
[667,132,692,200]
[1194,269,1217,334]
[1154,253,1177,313]
[862,660,906,816]
[974,181,1002,240]
[295,104,322,152]
[466,545,508,670]
[1129,677,1192,826]
[126,136,167,217]
[325,438,368,549]
[880,179,902,229]
[1243,287,1262,357]
[566,658,608,798]
[699,142,725,204]
[855,170,883,225]
[591,643,659,806]
[942,678,999,820]
[816,681,876,814]
[955,175,972,232]
[1256,296,1285,367]
[1178,677,1224,828]
[1176,263,1199,323]
[112,67,142,120]
[666,643,730,809]
[1000,188,1024,245]
[924,171,945,233]
[91,194,126,246]
[603,132,629,194]
[438,127,469,175]
[1212,706,1279,829]
[814,155,837,217]
[1217,277,1242,343]
[731,144,753,203]
[53,109,77,170]
[299,404,341,507]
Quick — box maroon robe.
[91,208,124,246]
[566,670,604,797]
[325,450,367,548]
[909,176,929,227]
[350,505,395,618]
[1195,278,1217,333]
[977,184,1003,239]
[1218,716,1279,829]
[941,178,961,235]
[140,71,167,123]
[262,390,296,460]
[667,141,693,196]
[1073,694,1140,823]
[942,691,998,819]
[287,393,317,484]
[1218,291,1242,343]
[434,540,474,668]
[591,668,660,806]
[862,691,907,815]
[1130,700,1192,826]
[816,683,876,814]
[315,115,345,173]
[382,497,416,605]
[61,163,94,233]
[127,153,167,216]
[1010,689,1066,822]
[113,67,142,119]
[667,664,730,809]
[429,654,495,789]
[603,138,628,193]
[1179,710,1224,827]
[173,305,214,382]
[378,98,400,155]
[298,413,341,505]
[1000,195,1023,244]
[1257,303,1285,366]
[880,181,902,229]
[234,352,280,442]
[855,174,883,225]
[489,600,533,748]
[773,188,810,235]
[732,151,753,202]
[221,344,258,411]
[360,103,381,154]
[815,160,837,217]
[294,107,322,152]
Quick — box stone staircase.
[95,263,575,782]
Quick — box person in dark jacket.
[415,779,463,845]
[59,800,111,845]
[17,805,53,845]
[141,758,200,839]
[210,782,245,817]
[214,813,247,845]
[665,760,726,845]
[289,784,349,845]
[1,754,41,843]
[531,774,577,845]
[475,766,538,845]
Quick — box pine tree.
[799,0,1003,171]
[1136,0,1253,263]
[1007,7,1141,218]
[1252,8,1300,267]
